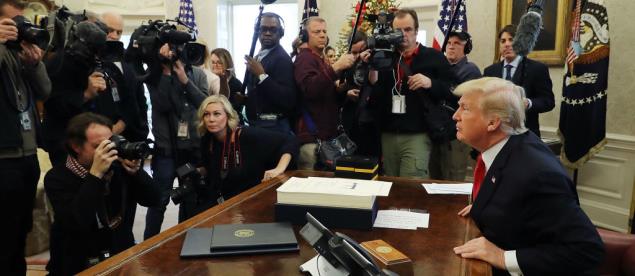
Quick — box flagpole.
[441,0,464,53]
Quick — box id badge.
[392,95,406,114]
[111,87,120,102]
[177,120,189,138]
[19,111,32,131]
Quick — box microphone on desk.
[513,0,545,57]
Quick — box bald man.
[100,11,149,143]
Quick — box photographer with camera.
[0,0,51,273]
[368,9,454,178]
[143,40,209,239]
[100,11,149,143]
[44,112,160,276]
[41,18,128,166]
[294,17,356,170]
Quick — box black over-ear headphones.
[448,31,472,54]
[261,12,285,37]
[299,18,309,43]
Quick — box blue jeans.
[143,154,175,240]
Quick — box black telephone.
[300,212,398,276]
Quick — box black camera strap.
[1,50,32,113]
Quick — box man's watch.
[258,73,269,83]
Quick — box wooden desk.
[81,171,491,275]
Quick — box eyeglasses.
[259,26,279,34]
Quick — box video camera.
[366,11,403,71]
[126,19,205,72]
[110,135,151,160]
[170,163,207,205]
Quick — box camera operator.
[294,17,355,170]
[44,112,160,276]
[0,0,51,274]
[368,8,454,178]
[41,19,125,166]
[143,41,209,239]
[100,11,149,143]
[244,12,297,134]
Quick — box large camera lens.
[11,15,50,50]
[179,42,206,66]
[110,135,151,160]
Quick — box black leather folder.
[180,222,299,258]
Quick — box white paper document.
[422,183,473,194]
[278,177,392,196]
[373,210,429,230]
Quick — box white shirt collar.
[503,55,522,68]
[481,136,510,172]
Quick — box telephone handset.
[300,212,398,276]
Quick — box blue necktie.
[504,64,513,81]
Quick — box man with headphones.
[294,17,355,170]
[244,12,296,134]
[429,31,482,181]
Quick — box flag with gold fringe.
[558,0,610,168]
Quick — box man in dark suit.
[483,24,554,137]
[244,12,296,134]
[452,77,604,275]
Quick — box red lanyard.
[221,127,242,171]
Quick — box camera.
[366,11,404,71]
[127,19,205,67]
[5,15,50,51]
[110,135,151,160]
[170,163,206,205]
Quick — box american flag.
[432,0,468,51]
[178,0,198,37]
[566,0,583,65]
[302,0,319,22]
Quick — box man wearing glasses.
[243,12,297,134]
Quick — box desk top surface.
[80,171,490,276]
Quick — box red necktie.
[472,154,486,200]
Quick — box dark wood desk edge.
[80,170,492,275]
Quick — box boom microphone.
[512,0,544,56]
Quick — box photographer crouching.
[0,0,51,274]
[44,112,160,276]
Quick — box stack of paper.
[422,183,473,194]
[276,177,392,209]
[373,210,429,230]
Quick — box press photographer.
[44,112,160,276]
[126,19,209,239]
[0,0,51,274]
[41,14,129,166]
[368,8,454,178]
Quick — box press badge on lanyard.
[177,120,189,138]
[111,87,120,102]
[392,95,406,114]
[19,111,32,131]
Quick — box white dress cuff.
[504,250,523,276]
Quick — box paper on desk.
[300,254,349,276]
[373,210,429,230]
[298,177,392,196]
[422,183,473,194]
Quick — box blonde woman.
[194,95,298,211]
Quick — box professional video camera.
[5,15,50,51]
[366,11,403,71]
[110,135,151,160]
[125,19,206,81]
[170,163,206,205]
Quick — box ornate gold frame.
[496,0,571,66]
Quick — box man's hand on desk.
[458,204,472,217]
[453,237,506,270]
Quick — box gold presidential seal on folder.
[234,229,255,238]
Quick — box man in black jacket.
[483,24,554,137]
[44,113,160,275]
[244,12,296,134]
[369,8,454,178]
[0,1,51,274]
